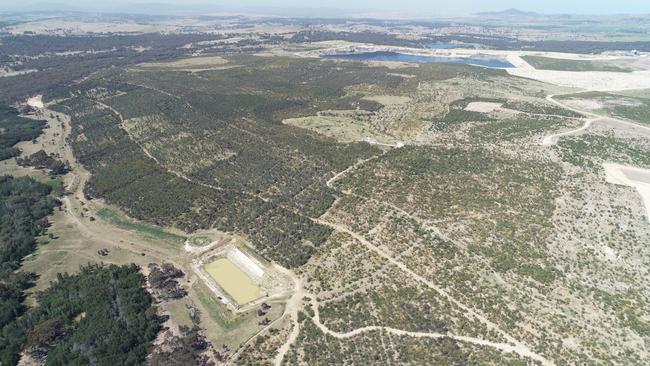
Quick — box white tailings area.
[603,163,650,223]
[507,55,650,91]
[27,95,44,109]
[227,248,265,280]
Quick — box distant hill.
[476,8,542,18]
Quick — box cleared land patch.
[464,101,502,113]
[361,94,411,106]
[282,111,396,144]
[96,206,187,245]
[604,163,650,223]
[135,55,231,71]
[194,244,291,312]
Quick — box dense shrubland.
[55,56,490,266]
[0,104,47,160]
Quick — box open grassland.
[96,206,187,245]
[522,55,633,72]
[204,258,262,305]
[134,55,230,71]
[557,91,650,124]
[283,112,397,144]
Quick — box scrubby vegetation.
[283,317,532,365]
[470,115,580,141]
[556,133,650,171]
[55,55,496,267]
[150,326,213,366]
[430,109,494,131]
[56,92,331,267]
[0,33,269,103]
[4,19,650,366]
[335,146,562,280]
[502,100,583,118]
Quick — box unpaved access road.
[307,294,549,365]
[313,218,554,366]
[541,95,650,223]
[541,94,650,146]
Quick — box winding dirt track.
[312,218,553,366]
[307,295,546,361]
[271,263,555,366]
[541,94,650,146]
[269,150,555,366]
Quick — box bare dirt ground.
[603,163,650,223]
[0,68,37,78]
[464,101,502,113]
[509,54,650,91]
[26,95,44,109]
[508,67,650,91]
[135,56,233,72]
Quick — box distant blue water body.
[429,44,463,49]
[323,51,514,69]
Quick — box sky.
[2,0,650,17]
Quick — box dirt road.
[307,294,550,364]
[541,94,650,146]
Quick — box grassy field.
[96,207,187,245]
[283,113,395,144]
[556,91,650,125]
[204,258,261,305]
[522,55,633,72]
[612,102,650,124]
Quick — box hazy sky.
[3,0,650,16]
[224,0,650,15]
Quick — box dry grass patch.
[135,56,232,71]
[283,112,396,144]
[362,95,411,106]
